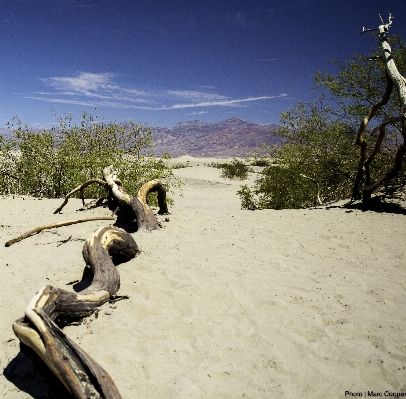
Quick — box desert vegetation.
[209,158,252,180]
[239,14,406,210]
[0,111,178,204]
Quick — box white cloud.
[43,72,113,95]
[191,111,208,115]
[165,90,229,101]
[31,71,287,112]
[167,95,287,109]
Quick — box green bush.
[238,33,406,210]
[209,158,251,180]
[250,158,270,167]
[239,166,317,210]
[0,112,179,203]
[238,101,404,209]
[171,161,190,169]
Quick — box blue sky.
[0,0,405,128]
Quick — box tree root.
[8,168,170,396]
[102,165,168,231]
[12,226,140,398]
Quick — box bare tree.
[353,13,406,204]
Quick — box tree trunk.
[102,165,168,231]
[354,14,406,204]
[12,226,140,398]
[54,166,169,231]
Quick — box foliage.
[247,149,273,167]
[238,33,406,209]
[210,158,252,180]
[238,103,359,209]
[171,161,190,169]
[314,34,406,128]
[249,158,270,167]
[0,111,179,204]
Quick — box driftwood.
[54,166,168,231]
[53,179,111,214]
[13,226,140,398]
[5,217,115,247]
[102,166,168,231]
[8,171,169,396]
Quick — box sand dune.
[1,157,405,398]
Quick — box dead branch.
[103,165,168,231]
[54,179,110,214]
[13,226,140,398]
[5,217,115,247]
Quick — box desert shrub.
[209,158,251,180]
[238,33,406,210]
[238,101,404,209]
[171,161,190,169]
[0,112,179,202]
[250,158,270,167]
[238,166,316,210]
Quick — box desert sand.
[1,156,405,398]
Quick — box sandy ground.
[1,156,405,399]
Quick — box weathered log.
[103,165,168,231]
[5,217,115,247]
[54,178,118,214]
[12,226,140,398]
[53,166,169,231]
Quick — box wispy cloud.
[226,12,248,29]
[43,72,112,94]
[190,111,208,115]
[29,71,287,111]
[165,90,228,101]
[168,96,286,109]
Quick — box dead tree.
[353,13,406,204]
[9,171,170,396]
[13,226,140,398]
[54,165,169,231]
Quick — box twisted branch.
[12,226,140,398]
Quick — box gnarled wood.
[352,71,393,200]
[103,165,168,231]
[5,217,115,247]
[53,166,169,231]
[12,226,140,398]
[54,177,122,214]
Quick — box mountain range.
[0,118,283,158]
[152,117,282,157]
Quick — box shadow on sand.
[3,343,71,398]
[4,208,139,397]
[322,195,406,215]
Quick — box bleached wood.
[353,13,406,204]
[12,226,140,398]
[5,217,115,247]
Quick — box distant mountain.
[0,118,283,158]
[152,117,282,157]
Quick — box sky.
[0,0,405,129]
